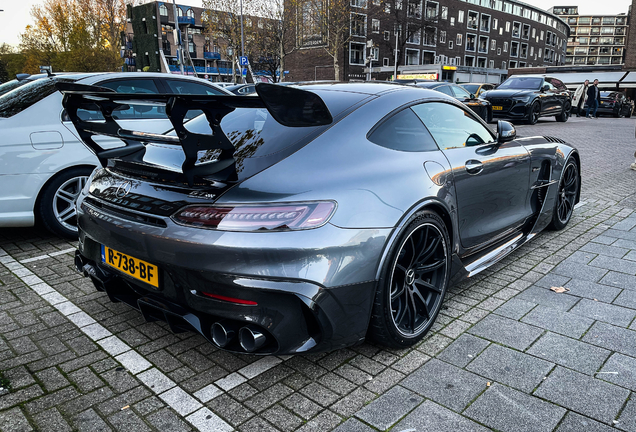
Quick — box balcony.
[204,51,221,60]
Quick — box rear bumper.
[75,195,390,354]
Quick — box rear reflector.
[200,292,258,305]
[172,202,336,231]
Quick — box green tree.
[19,0,126,73]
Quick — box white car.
[0,72,231,238]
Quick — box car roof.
[292,81,418,95]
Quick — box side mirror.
[497,120,516,143]
[542,84,550,92]
[470,93,476,99]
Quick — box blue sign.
[239,56,249,66]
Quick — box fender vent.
[543,136,566,144]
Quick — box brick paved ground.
[1,116,635,431]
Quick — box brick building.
[550,6,629,67]
[285,0,570,83]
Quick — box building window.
[532,28,536,38]
[520,43,528,58]
[456,33,462,46]
[489,59,494,68]
[406,48,420,65]
[512,21,520,37]
[477,57,486,68]
[159,4,168,16]
[530,46,534,56]
[449,40,454,49]
[371,47,379,60]
[503,41,508,52]
[423,27,436,46]
[458,10,464,23]
[497,47,501,55]
[478,36,488,53]
[502,61,507,69]
[350,0,367,8]
[467,11,478,30]
[464,55,475,67]
[511,41,519,57]
[440,31,446,43]
[450,17,455,26]
[349,42,365,64]
[384,31,390,41]
[490,39,496,50]
[493,18,498,29]
[422,51,435,64]
[509,60,517,68]
[465,33,476,51]
[407,25,421,44]
[522,24,530,39]
[480,14,491,32]
[383,57,389,66]
[407,0,422,19]
[505,21,510,32]
[372,19,380,33]
[441,6,448,19]
[350,13,367,37]
[425,1,439,19]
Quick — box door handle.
[465,160,483,174]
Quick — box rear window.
[0,78,77,118]
[461,85,480,94]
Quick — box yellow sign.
[442,66,457,70]
[396,73,438,80]
[102,245,159,288]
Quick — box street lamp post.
[172,0,185,75]
[240,0,245,83]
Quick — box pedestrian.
[586,79,600,118]
[572,80,589,117]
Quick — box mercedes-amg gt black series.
[413,81,493,122]
[62,82,581,355]
[481,75,572,124]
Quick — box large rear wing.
[57,82,333,185]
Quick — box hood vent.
[543,136,566,144]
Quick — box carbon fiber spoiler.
[57,82,333,186]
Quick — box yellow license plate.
[101,245,159,288]
[492,106,503,111]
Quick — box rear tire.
[555,103,570,122]
[38,167,93,239]
[548,159,579,231]
[368,210,450,348]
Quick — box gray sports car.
[62,82,581,355]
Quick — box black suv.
[481,75,571,124]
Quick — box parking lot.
[1,116,636,432]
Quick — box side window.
[544,81,557,92]
[95,79,165,120]
[164,80,225,95]
[435,85,454,96]
[411,102,495,149]
[368,108,438,152]
[451,85,472,98]
[550,78,566,91]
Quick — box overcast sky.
[0,0,632,47]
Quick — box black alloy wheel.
[369,210,450,348]
[528,102,541,125]
[549,159,579,230]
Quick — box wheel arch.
[567,149,582,205]
[33,164,97,215]
[374,198,456,281]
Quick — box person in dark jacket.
[586,79,600,118]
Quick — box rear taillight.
[172,202,336,231]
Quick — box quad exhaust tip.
[211,322,236,348]
[239,326,266,352]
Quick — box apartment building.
[550,6,629,67]
[286,0,570,83]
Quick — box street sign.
[204,74,209,79]
[239,56,249,66]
